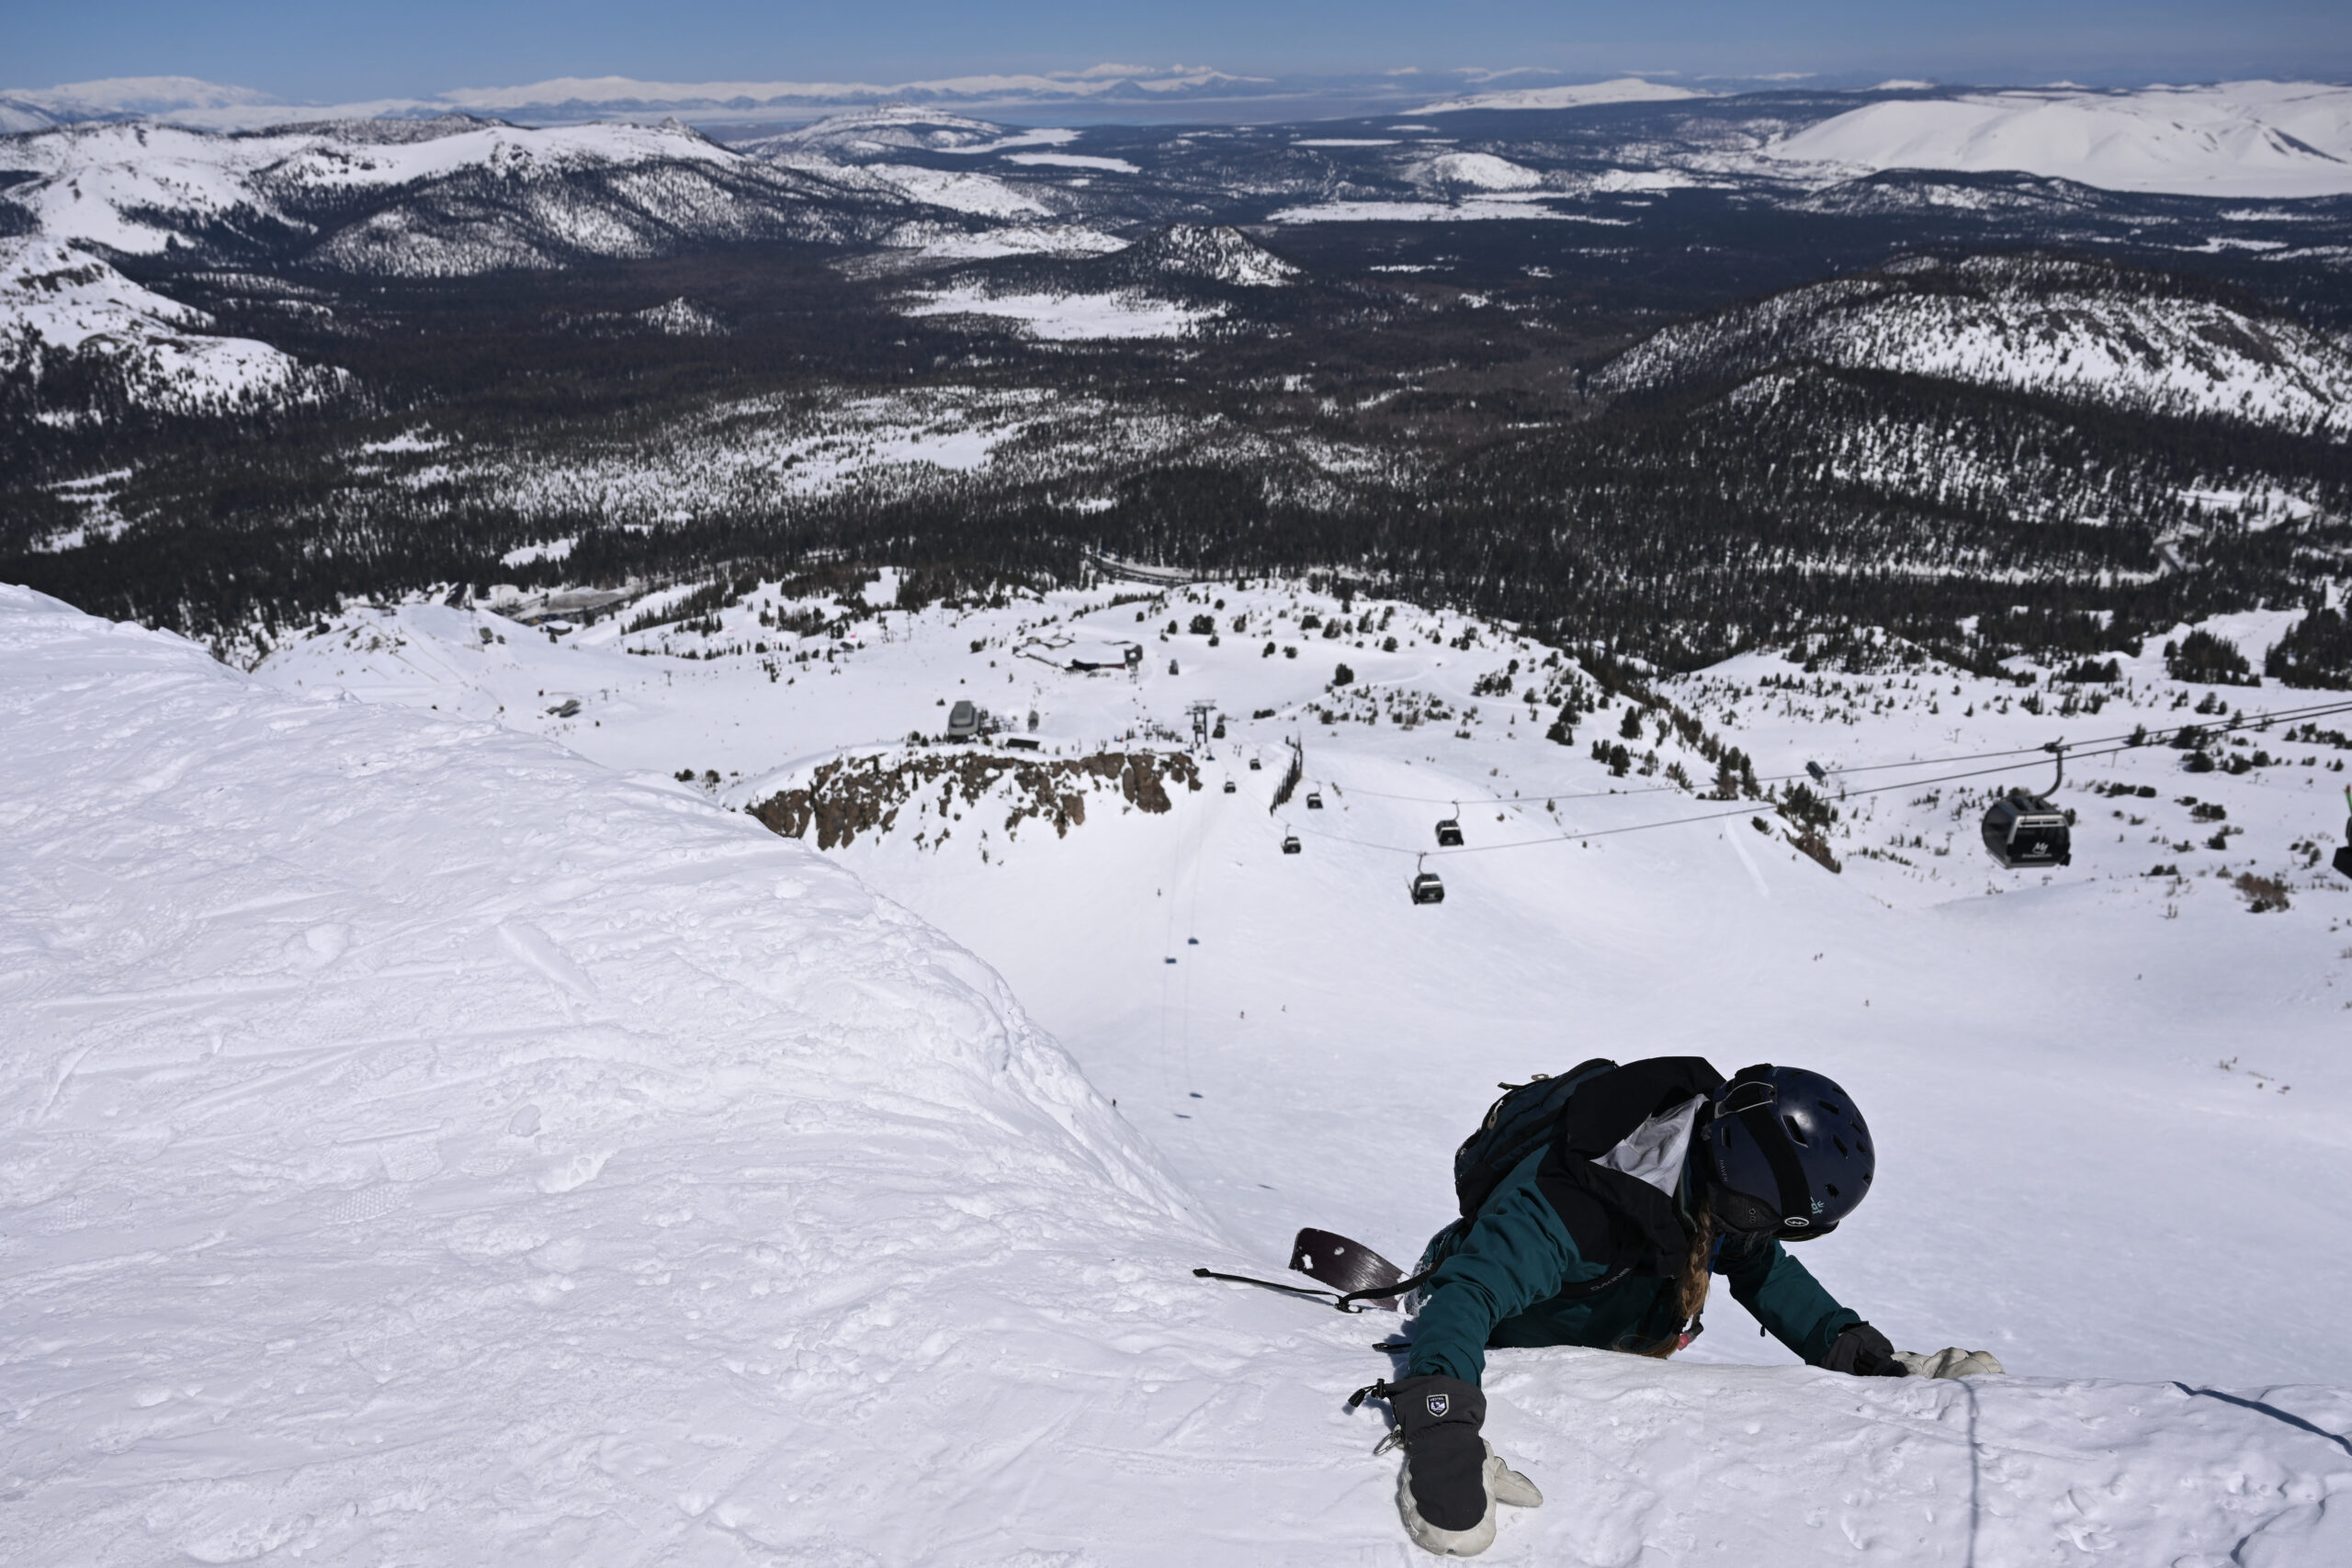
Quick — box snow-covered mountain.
[9,573,2351,1562]
[0,117,935,275]
[1599,254,2352,434]
[0,236,342,418]
[1114,223,1298,287]
[1762,80,2352,199]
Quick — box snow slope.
[1767,81,2352,199]
[1598,254,2352,435]
[0,237,339,415]
[254,577,2352,1385]
[10,581,2349,1562]
[0,584,1231,1563]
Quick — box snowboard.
[1290,1228,1409,1309]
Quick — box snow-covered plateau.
[1762,81,2352,200]
[10,569,2344,1562]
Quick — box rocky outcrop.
[749,748,1200,850]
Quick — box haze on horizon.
[11,0,2351,118]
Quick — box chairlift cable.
[1286,717,2341,863]
[1325,694,2352,808]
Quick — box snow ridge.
[0,118,896,276]
[0,584,1237,1564]
[1599,254,2352,434]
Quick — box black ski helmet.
[1695,1065,1874,1241]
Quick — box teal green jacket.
[1405,1146,1863,1385]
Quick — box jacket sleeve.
[1406,1155,1605,1385]
[1721,1240,1863,1366]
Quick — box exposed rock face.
[749,748,1200,850]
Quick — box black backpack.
[1452,1057,1619,1220]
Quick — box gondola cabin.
[1409,870,1446,904]
[1282,832,1302,854]
[1981,790,2072,869]
[1435,816,1464,847]
[1306,792,1324,809]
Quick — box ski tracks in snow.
[2,581,2347,1565]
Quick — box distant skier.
[1363,1057,2000,1556]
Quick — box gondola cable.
[1286,723,2325,863]
[1329,694,2352,808]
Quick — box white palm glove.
[1894,1347,2006,1379]
[1398,1441,1544,1557]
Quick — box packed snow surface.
[9,576,2352,1563]
[1768,80,2352,198]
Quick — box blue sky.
[13,0,2349,104]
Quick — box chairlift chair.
[1223,778,1238,794]
[1249,756,1262,771]
[1408,853,1445,905]
[1435,803,1464,848]
[1306,791,1324,809]
[1282,832,1302,855]
[1981,741,2072,869]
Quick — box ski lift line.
[1764,693,2352,784]
[1285,731,2226,863]
[1328,693,2352,809]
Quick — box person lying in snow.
[1366,1057,2002,1557]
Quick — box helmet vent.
[1783,1115,1808,1145]
[1826,1184,1839,1199]
[1833,1136,1849,1156]
[1820,1100,1843,1117]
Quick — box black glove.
[1390,1374,1488,1532]
[1823,1321,1907,1377]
